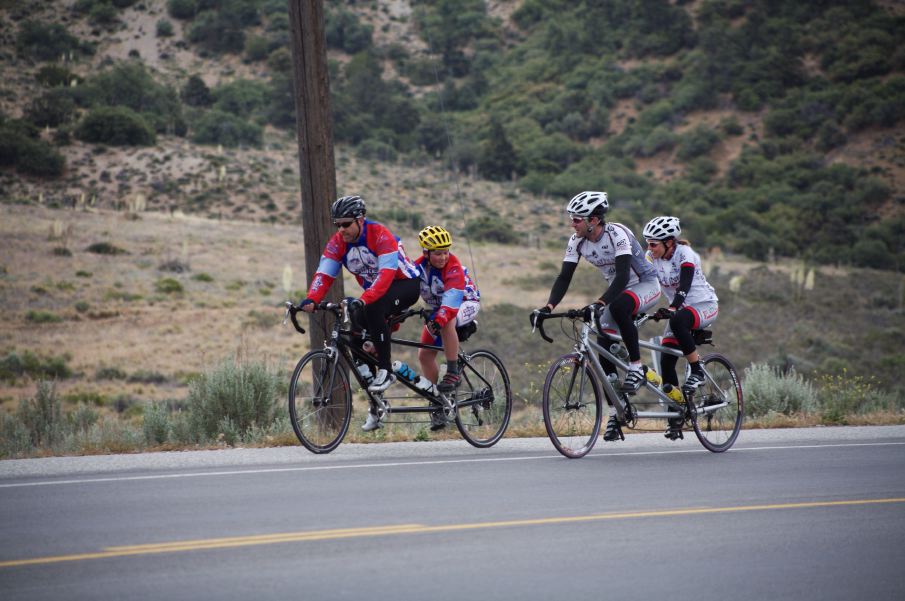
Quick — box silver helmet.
[566,191,608,218]
[643,216,681,240]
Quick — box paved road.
[2,426,904,600]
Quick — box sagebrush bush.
[143,402,170,445]
[742,363,818,417]
[76,106,156,146]
[17,381,66,449]
[185,359,282,444]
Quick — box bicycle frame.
[292,303,495,419]
[550,316,730,425]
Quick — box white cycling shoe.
[367,369,395,393]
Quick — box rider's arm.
[669,262,695,309]
[433,260,466,327]
[360,227,401,304]
[305,235,345,304]
[546,261,577,309]
[600,254,631,305]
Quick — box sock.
[446,360,459,375]
[690,361,703,375]
[629,361,643,372]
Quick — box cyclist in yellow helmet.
[415,226,481,425]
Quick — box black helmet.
[331,195,366,220]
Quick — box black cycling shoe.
[664,417,684,441]
[429,410,448,431]
[603,415,624,442]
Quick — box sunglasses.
[647,240,662,248]
[569,216,586,224]
[333,220,356,229]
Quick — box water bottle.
[356,363,374,385]
[392,361,438,396]
[392,361,417,382]
[645,366,662,387]
[663,383,684,403]
[609,343,629,361]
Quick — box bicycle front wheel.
[454,350,512,448]
[289,350,352,454]
[542,353,602,458]
[690,353,743,453]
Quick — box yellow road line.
[3,497,904,568]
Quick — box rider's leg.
[363,278,420,372]
[418,344,440,384]
[669,309,705,387]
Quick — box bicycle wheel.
[542,353,603,458]
[289,350,352,454]
[690,353,743,453]
[454,350,512,448]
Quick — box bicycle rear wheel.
[690,353,743,453]
[289,350,352,454]
[542,353,602,458]
[454,350,512,448]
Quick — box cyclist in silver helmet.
[534,191,662,442]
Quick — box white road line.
[1,441,903,489]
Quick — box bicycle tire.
[690,353,743,453]
[288,350,352,454]
[542,353,603,458]
[454,349,512,448]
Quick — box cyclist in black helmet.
[297,195,421,431]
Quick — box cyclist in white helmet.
[643,215,719,440]
[534,191,662,442]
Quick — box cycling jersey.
[414,253,480,327]
[563,223,658,286]
[646,244,718,307]
[307,220,419,305]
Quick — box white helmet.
[643,216,681,240]
[566,191,608,218]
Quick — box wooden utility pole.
[288,0,342,350]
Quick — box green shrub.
[167,0,197,19]
[25,89,76,128]
[86,241,128,255]
[156,19,174,38]
[191,272,214,282]
[676,125,720,161]
[154,277,184,295]
[8,135,66,177]
[76,106,156,146]
[96,366,128,380]
[191,109,262,147]
[243,35,270,62]
[26,310,63,324]
[185,359,282,444]
[212,79,269,116]
[16,20,87,61]
[0,412,32,458]
[181,75,213,107]
[187,9,246,55]
[464,216,518,245]
[128,369,168,384]
[0,351,72,382]
[35,65,81,87]
[17,381,65,449]
[143,402,171,445]
[742,363,817,417]
[326,7,373,53]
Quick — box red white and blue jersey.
[307,220,419,305]
[415,254,480,327]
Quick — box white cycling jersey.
[646,244,718,307]
[563,223,658,286]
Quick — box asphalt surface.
[2,426,904,601]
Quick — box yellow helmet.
[418,225,452,250]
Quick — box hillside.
[1,1,905,437]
